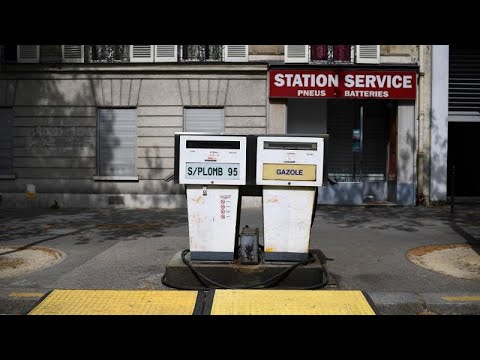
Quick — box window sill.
[93,176,139,181]
[0,174,16,180]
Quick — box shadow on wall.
[5,71,96,207]
[1,49,185,209]
[430,108,448,202]
[397,126,415,205]
[125,146,186,209]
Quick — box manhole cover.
[406,244,480,280]
[0,246,64,279]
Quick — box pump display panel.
[256,136,326,187]
[176,134,247,186]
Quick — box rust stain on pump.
[192,196,203,204]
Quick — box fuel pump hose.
[161,249,330,290]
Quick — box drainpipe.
[416,45,431,206]
[422,45,432,205]
[416,45,424,205]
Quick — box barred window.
[181,45,223,61]
[311,45,352,63]
[89,45,130,63]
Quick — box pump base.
[163,249,337,289]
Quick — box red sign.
[269,69,416,99]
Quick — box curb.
[368,292,424,315]
[419,292,480,315]
[368,292,480,315]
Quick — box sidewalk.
[1,203,479,314]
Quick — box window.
[89,45,130,63]
[449,46,480,112]
[1,45,17,62]
[4,45,248,63]
[0,108,14,176]
[62,45,84,63]
[2,45,84,63]
[17,45,39,63]
[97,108,137,179]
[129,45,177,62]
[355,45,381,64]
[181,45,223,61]
[40,45,63,63]
[184,108,224,132]
[311,45,353,63]
[285,45,379,64]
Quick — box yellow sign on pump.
[263,163,316,181]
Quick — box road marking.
[442,296,480,302]
[9,292,45,298]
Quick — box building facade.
[0,45,433,208]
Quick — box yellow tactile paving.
[211,290,376,315]
[28,290,198,315]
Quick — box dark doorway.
[359,100,389,182]
[448,122,480,196]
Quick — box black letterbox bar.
[186,140,240,150]
[263,141,317,151]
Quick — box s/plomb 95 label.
[186,163,239,179]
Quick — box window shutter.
[449,47,480,112]
[326,101,356,181]
[0,109,14,175]
[362,103,388,181]
[130,45,154,62]
[285,45,308,63]
[355,45,380,64]
[17,45,39,63]
[184,108,224,132]
[224,45,248,62]
[62,45,84,63]
[98,109,137,176]
[154,45,177,62]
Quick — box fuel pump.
[164,133,331,290]
[256,135,328,261]
[174,133,248,261]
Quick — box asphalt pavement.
[1,202,479,315]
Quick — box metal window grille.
[88,45,130,63]
[180,45,223,62]
[310,45,354,64]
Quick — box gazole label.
[263,163,316,181]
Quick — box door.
[448,122,480,196]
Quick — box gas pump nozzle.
[327,177,337,185]
[163,172,175,182]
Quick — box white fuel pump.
[256,135,327,261]
[174,133,248,261]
